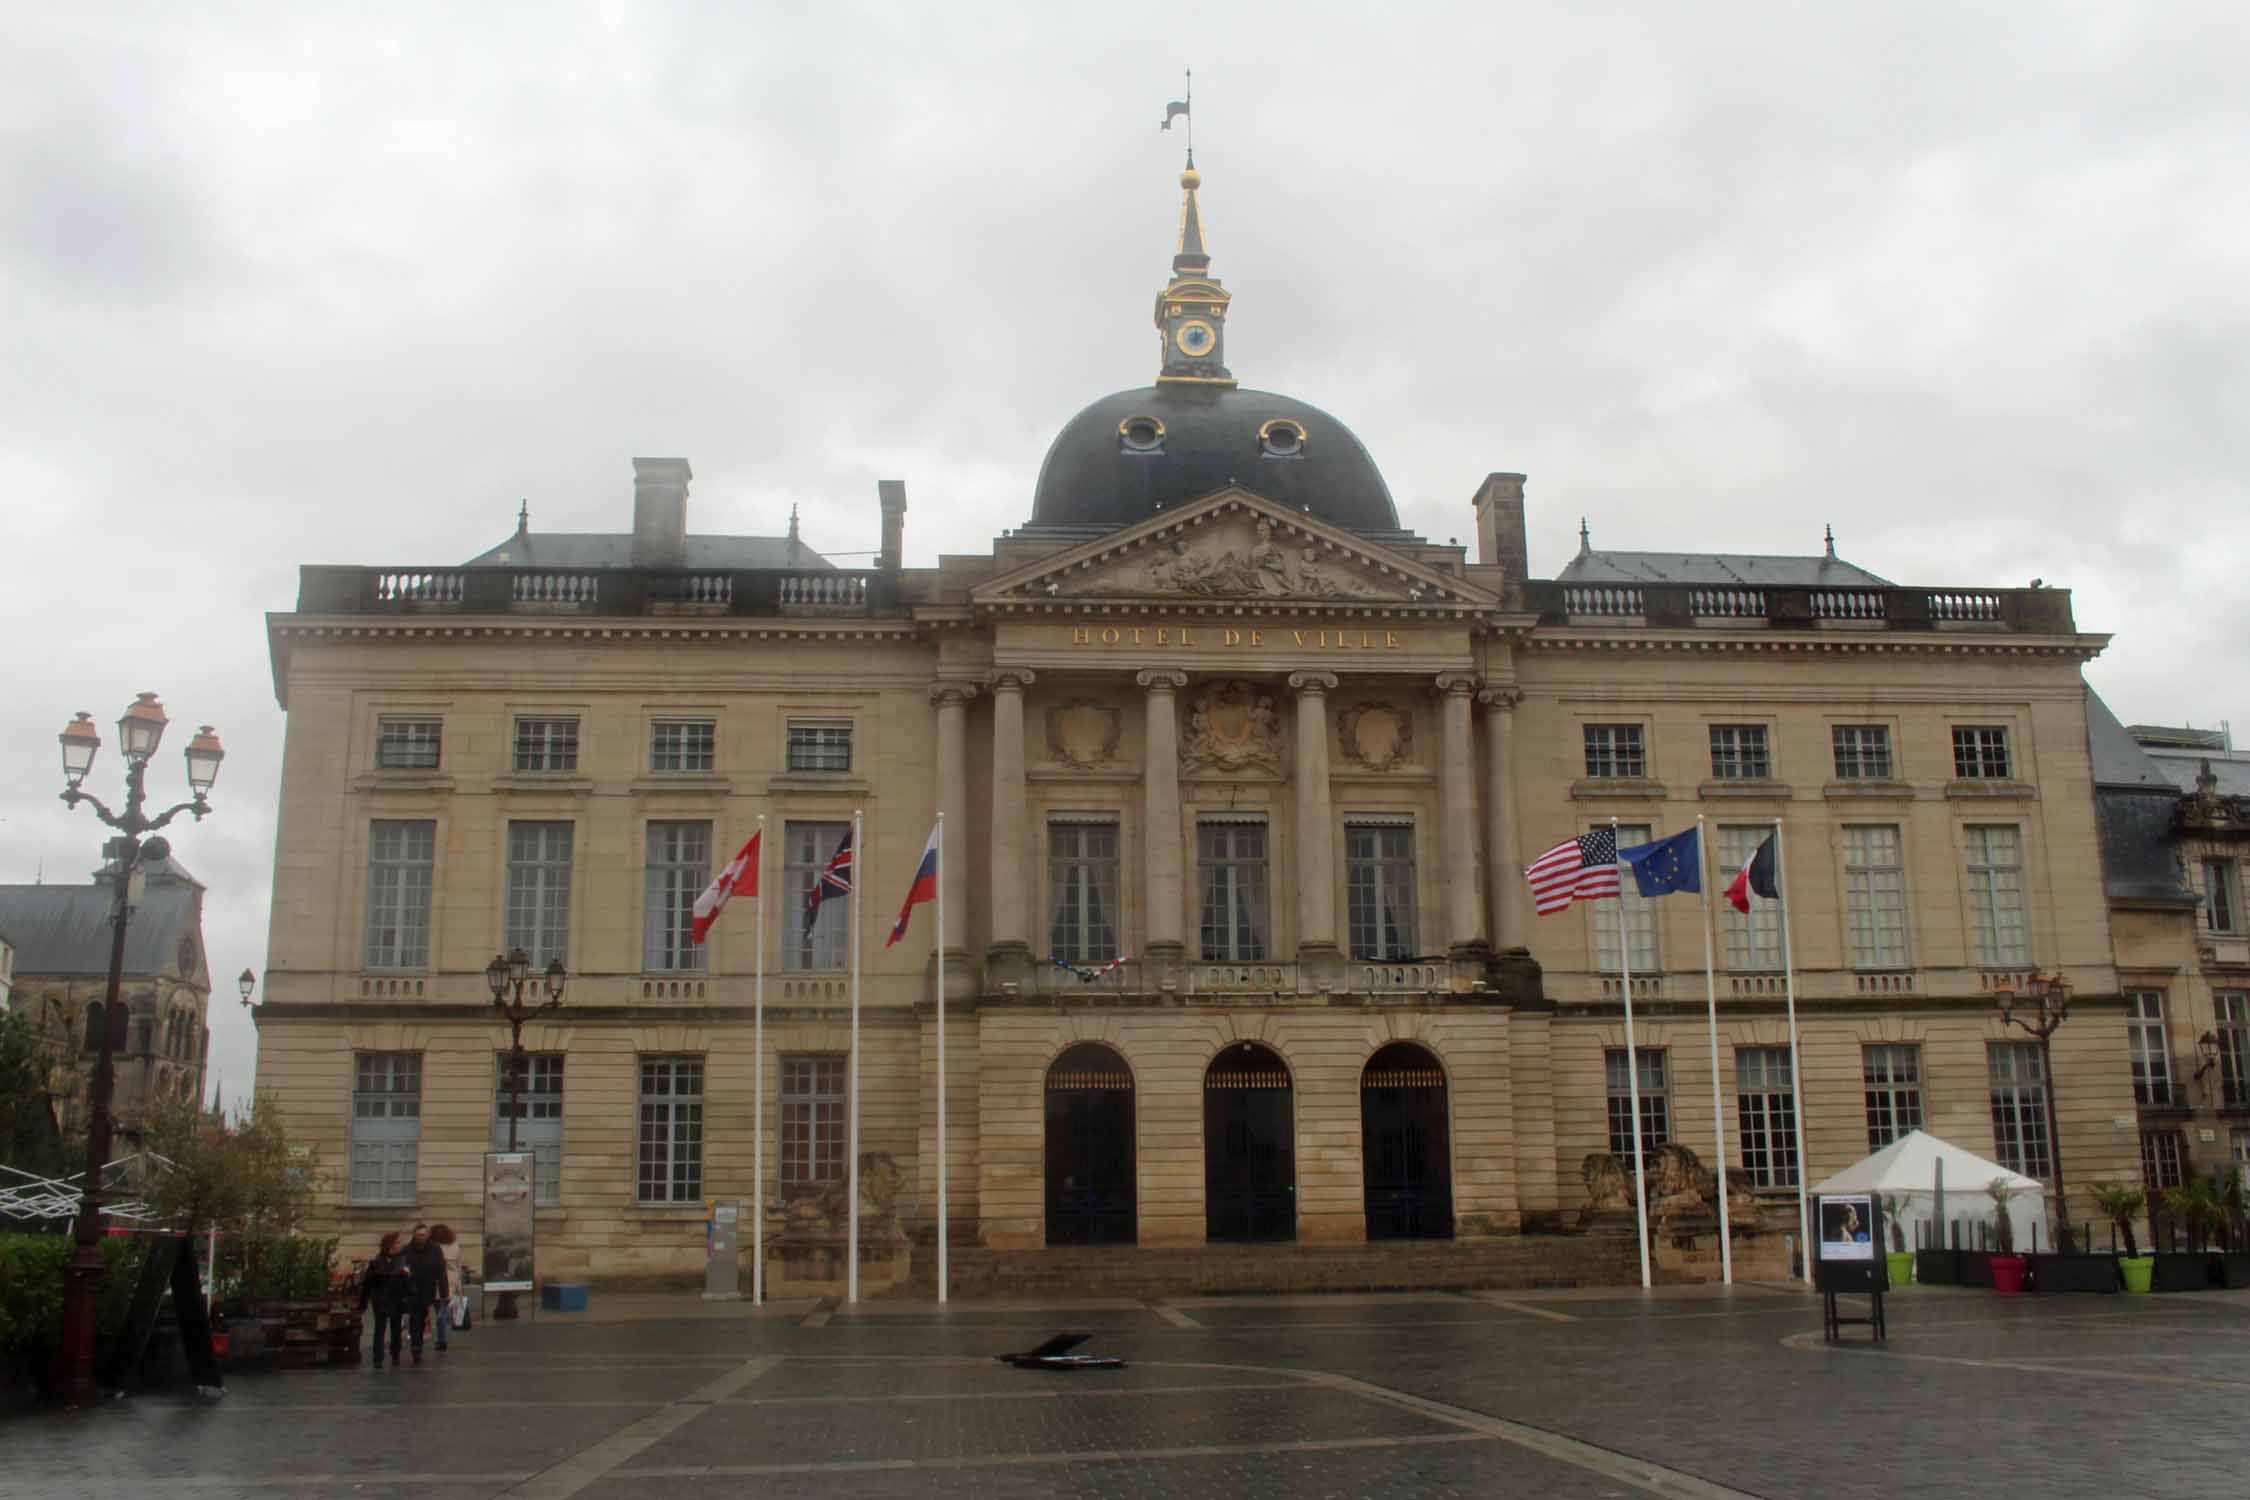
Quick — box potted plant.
[1987,1179,2029,1295]
[2093,1183,2153,1294]
[1880,1194,1914,1287]
[2154,1179,2221,1291]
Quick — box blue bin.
[539,1282,589,1312]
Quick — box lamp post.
[1998,970,2075,1254]
[486,947,565,1321]
[238,968,256,1009]
[53,694,224,1400]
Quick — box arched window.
[83,1003,106,1054]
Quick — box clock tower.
[1154,156,1236,387]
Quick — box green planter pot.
[1884,1251,1914,1287]
[2119,1256,2155,1294]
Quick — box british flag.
[804,828,853,936]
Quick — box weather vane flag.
[1162,69,1192,148]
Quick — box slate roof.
[461,532,833,570]
[2084,689,2196,906]
[1555,548,1890,588]
[0,858,204,978]
[2087,691,2177,789]
[2144,748,2250,798]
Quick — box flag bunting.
[1049,953,1132,983]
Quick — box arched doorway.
[1045,1043,1137,1245]
[1204,1041,1296,1243]
[1361,1042,1453,1240]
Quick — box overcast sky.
[5,1,2245,1108]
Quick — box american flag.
[1525,829,1621,915]
[804,829,854,936]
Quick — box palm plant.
[1987,1178,2019,1255]
[2090,1182,2145,1257]
[2162,1178,2225,1251]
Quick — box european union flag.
[1619,828,1701,897]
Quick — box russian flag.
[886,823,941,947]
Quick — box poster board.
[483,1151,536,1292]
[1813,1192,1886,1292]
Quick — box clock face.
[1175,319,1216,358]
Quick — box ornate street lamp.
[52,694,224,1400]
[487,947,566,1320]
[238,968,257,1010]
[1997,970,2075,1253]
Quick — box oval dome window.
[1259,419,1306,457]
[1119,416,1165,453]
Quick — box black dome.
[1027,385,1400,536]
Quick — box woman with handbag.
[430,1223,467,1347]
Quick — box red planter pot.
[1991,1255,2030,1295]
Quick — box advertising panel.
[483,1151,536,1293]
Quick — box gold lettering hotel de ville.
[254,157,2203,1292]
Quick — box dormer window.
[1258,418,1306,458]
[1119,416,1166,454]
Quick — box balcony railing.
[306,565,895,619]
[1527,581,2071,634]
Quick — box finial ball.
[1180,167,1201,190]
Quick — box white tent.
[1811,1130,2048,1254]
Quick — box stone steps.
[895,1236,1645,1300]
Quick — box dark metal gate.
[1204,1042,1296,1243]
[1361,1042,1453,1240]
[1045,1043,1137,1245]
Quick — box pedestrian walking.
[358,1232,414,1370]
[429,1223,465,1350]
[402,1222,449,1365]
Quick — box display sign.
[704,1200,741,1300]
[483,1151,536,1293]
[1817,1194,1878,1263]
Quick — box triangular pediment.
[975,489,1494,612]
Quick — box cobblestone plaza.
[7,1284,2247,1499]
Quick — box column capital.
[985,667,1036,693]
[929,680,982,708]
[1433,671,1481,698]
[1286,671,1340,695]
[1477,684,1525,712]
[1135,668,1189,693]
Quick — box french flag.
[886,823,941,947]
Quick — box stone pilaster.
[1478,685,1526,953]
[1136,670,1188,987]
[1436,672,1486,958]
[984,669,1034,987]
[1288,672,1340,980]
[930,681,979,999]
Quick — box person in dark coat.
[359,1232,414,1369]
[402,1222,449,1363]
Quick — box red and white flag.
[691,830,761,944]
[1524,829,1621,915]
[886,823,940,947]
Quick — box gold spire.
[1154,152,1234,387]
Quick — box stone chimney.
[1471,472,1529,584]
[877,480,907,571]
[631,457,691,569]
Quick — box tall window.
[1594,823,1659,973]
[505,822,574,968]
[1345,820,1418,960]
[364,820,435,969]
[1841,825,1910,969]
[636,1056,704,1203]
[374,718,442,770]
[2217,992,2250,1109]
[1047,817,1121,964]
[2126,990,2173,1106]
[643,822,710,971]
[1862,1044,1924,1150]
[349,1053,421,1205]
[1604,1048,1669,1159]
[492,1053,563,1207]
[649,719,716,773]
[513,717,579,772]
[1832,725,1893,780]
[1952,726,2012,779]
[1717,824,1780,970]
[1583,724,1645,779]
[1709,725,1771,780]
[1197,819,1271,961]
[1988,1041,2052,1180]
[785,719,853,773]
[1964,826,2029,966]
[2204,859,2241,934]
[1736,1047,1799,1188]
[781,1054,847,1195]
[2141,1130,2187,1195]
[784,821,852,970]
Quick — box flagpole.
[1774,816,1811,1283]
[1613,816,1651,1290]
[1696,815,1733,1285]
[849,808,863,1305]
[753,814,766,1305]
[935,812,949,1305]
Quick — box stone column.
[930,682,979,966]
[1136,670,1188,977]
[1436,672,1486,956]
[1478,685,1526,952]
[985,669,1034,969]
[1289,673,1341,969]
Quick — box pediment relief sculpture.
[1181,679,1282,773]
[1337,701,1413,771]
[1044,699,1124,769]
[1145,517,1365,600]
